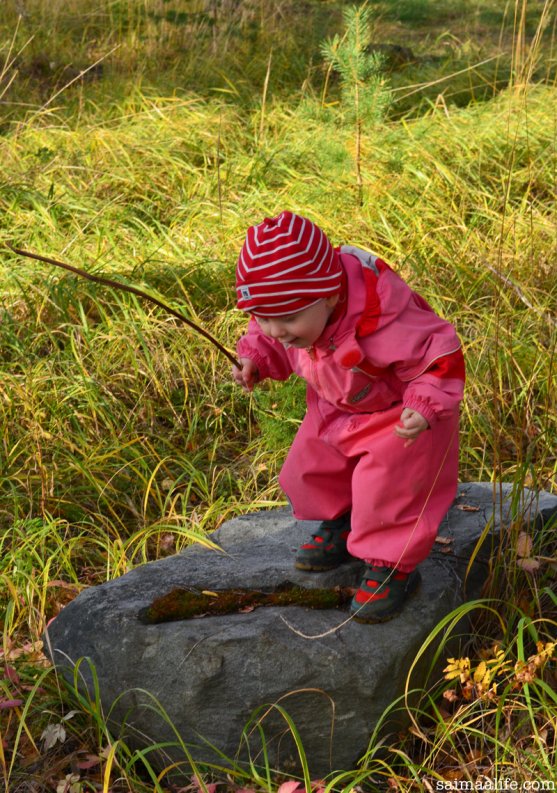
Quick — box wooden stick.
[6,244,241,369]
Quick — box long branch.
[6,244,241,369]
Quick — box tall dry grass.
[0,0,555,790]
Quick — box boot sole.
[351,571,422,624]
[294,560,345,571]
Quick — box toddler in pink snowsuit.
[232,211,465,622]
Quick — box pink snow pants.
[279,392,459,572]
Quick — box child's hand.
[394,408,429,447]
[232,357,259,392]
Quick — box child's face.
[254,296,339,349]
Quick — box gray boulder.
[45,483,557,778]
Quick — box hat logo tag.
[240,286,251,299]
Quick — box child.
[232,211,464,623]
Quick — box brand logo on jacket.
[348,384,373,404]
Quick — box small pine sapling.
[321,4,390,204]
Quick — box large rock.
[45,483,557,777]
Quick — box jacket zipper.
[307,345,322,393]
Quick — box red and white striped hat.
[236,211,342,316]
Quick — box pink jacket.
[237,247,464,426]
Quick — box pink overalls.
[237,247,465,572]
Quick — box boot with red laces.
[350,564,421,623]
[294,513,352,571]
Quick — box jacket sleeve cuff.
[402,395,439,427]
[236,343,269,381]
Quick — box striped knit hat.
[236,211,342,316]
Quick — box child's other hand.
[394,408,429,447]
[232,357,259,392]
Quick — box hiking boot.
[350,564,421,623]
[294,513,352,571]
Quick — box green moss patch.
[137,583,355,624]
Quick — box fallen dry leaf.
[4,664,20,685]
[0,698,24,709]
[277,783,304,793]
[159,533,176,552]
[41,722,66,751]
[466,748,484,764]
[516,557,541,573]
[455,504,480,512]
[191,776,219,793]
[435,536,453,545]
[0,639,46,662]
[21,684,46,694]
[442,769,464,781]
[76,754,101,770]
[56,774,80,793]
[516,532,533,558]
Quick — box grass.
[0,0,556,790]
